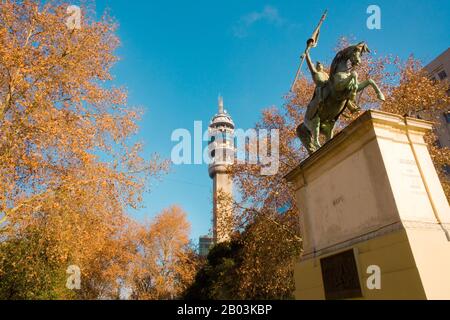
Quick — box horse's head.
[330,42,371,76]
[349,42,371,67]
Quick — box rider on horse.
[304,47,329,125]
[297,41,386,156]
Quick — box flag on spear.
[291,10,328,92]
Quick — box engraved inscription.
[398,158,426,195]
[332,196,344,207]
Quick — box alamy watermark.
[66,5,81,30]
[66,265,81,290]
[367,5,382,30]
[366,265,381,290]
[171,121,280,176]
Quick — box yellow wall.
[405,225,450,299]
[294,229,428,300]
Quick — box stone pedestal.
[286,110,450,300]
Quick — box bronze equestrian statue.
[296,41,385,155]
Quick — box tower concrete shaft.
[208,96,235,243]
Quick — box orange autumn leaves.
[130,206,198,300]
[0,0,188,300]
[0,0,151,223]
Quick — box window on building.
[438,70,448,81]
[444,165,450,177]
[445,112,450,124]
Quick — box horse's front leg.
[304,116,321,151]
[358,79,385,101]
[321,121,335,142]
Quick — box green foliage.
[184,216,300,300]
[0,233,75,300]
[183,241,242,300]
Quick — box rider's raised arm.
[305,50,317,76]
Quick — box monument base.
[286,110,450,300]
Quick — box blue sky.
[92,0,449,242]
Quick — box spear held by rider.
[291,10,328,92]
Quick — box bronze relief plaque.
[320,249,363,300]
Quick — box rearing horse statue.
[296,42,385,155]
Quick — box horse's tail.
[296,123,306,139]
[296,123,313,154]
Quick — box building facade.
[424,47,450,148]
[198,236,214,257]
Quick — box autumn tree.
[183,240,242,300]
[184,216,301,300]
[0,0,168,299]
[130,206,198,300]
